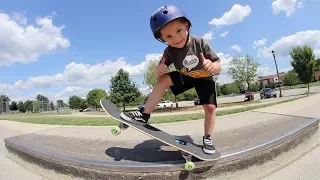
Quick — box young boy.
[120,5,221,154]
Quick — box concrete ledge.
[4,114,319,180]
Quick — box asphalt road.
[177,86,320,107]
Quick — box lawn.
[0,96,304,126]
[84,99,261,115]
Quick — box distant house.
[258,72,286,87]
[314,71,320,81]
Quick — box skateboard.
[100,98,221,171]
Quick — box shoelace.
[130,111,143,117]
[204,138,213,145]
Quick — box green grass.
[0,96,304,126]
[85,99,261,115]
[283,81,320,89]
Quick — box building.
[314,71,320,81]
[0,98,10,113]
[258,72,286,87]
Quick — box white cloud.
[272,0,305,17]
[202,31,214,40]
[0,83,18,98]
[257,30,320,59]
[215,52,234,84]
[231,45,242,53]
[11,86,92,103]
[253,38,267,48]
[9,53,163,91]
[257,65,292,77]
[55,86,92,102]
[11,12,27,25]
[220,31,229,37]
[0,11,70,66]
[209,4,251,26]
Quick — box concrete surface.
[261,133,320,180]
[0,127,45,180]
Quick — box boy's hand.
[155,56,168,77]
[200,52,217,74]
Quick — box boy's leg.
[120,71,194,125]
[195,77,218,154]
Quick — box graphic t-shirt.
[162,36,220,78]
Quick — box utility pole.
[272,50,282,97]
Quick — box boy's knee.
[203,104,216,114]
[157,74,173,87]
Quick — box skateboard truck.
[181,151,195,170]
[176,138,196,170]
[111,123,129,136]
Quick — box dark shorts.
[167,71,218,107]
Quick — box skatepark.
[1,87,320,180]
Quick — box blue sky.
[1,0,319,103]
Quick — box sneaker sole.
[119,113,146,126]
[203,148,216,154]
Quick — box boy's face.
[160,19,189,48]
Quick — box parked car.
[260,88,277,99]
[156,100,174,108]
[138,101,146,110]
[193,97,200,105]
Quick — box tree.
[86,88,107,108]
[33,101,40,113]
[50,101,54,111]
[69,95,84,109]
[316,58,320,71]
[24,100,33,112]
[18,101,26,113]
[283,70,298,88]
[228,54,260,100]
[10,101,18,111]
[56,100,64,108]
[109,68,142,110]
[80,99,89,109]
[36,94,49,102]
[0,95,10,102]
[290,45,317,94]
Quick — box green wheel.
[184,161,195,171]
[111,126,121,136]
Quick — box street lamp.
[272,50,282,97]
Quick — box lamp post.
[272,50,282,97]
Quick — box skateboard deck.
[100,98,220,169]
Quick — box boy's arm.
[159,48,173,66]
[202,38,220,63]
[201,38,221,74]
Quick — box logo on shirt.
[182,55,199,71]
[179,54,212,78]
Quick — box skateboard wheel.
[111,126,121,135]
[184,161,195,171]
